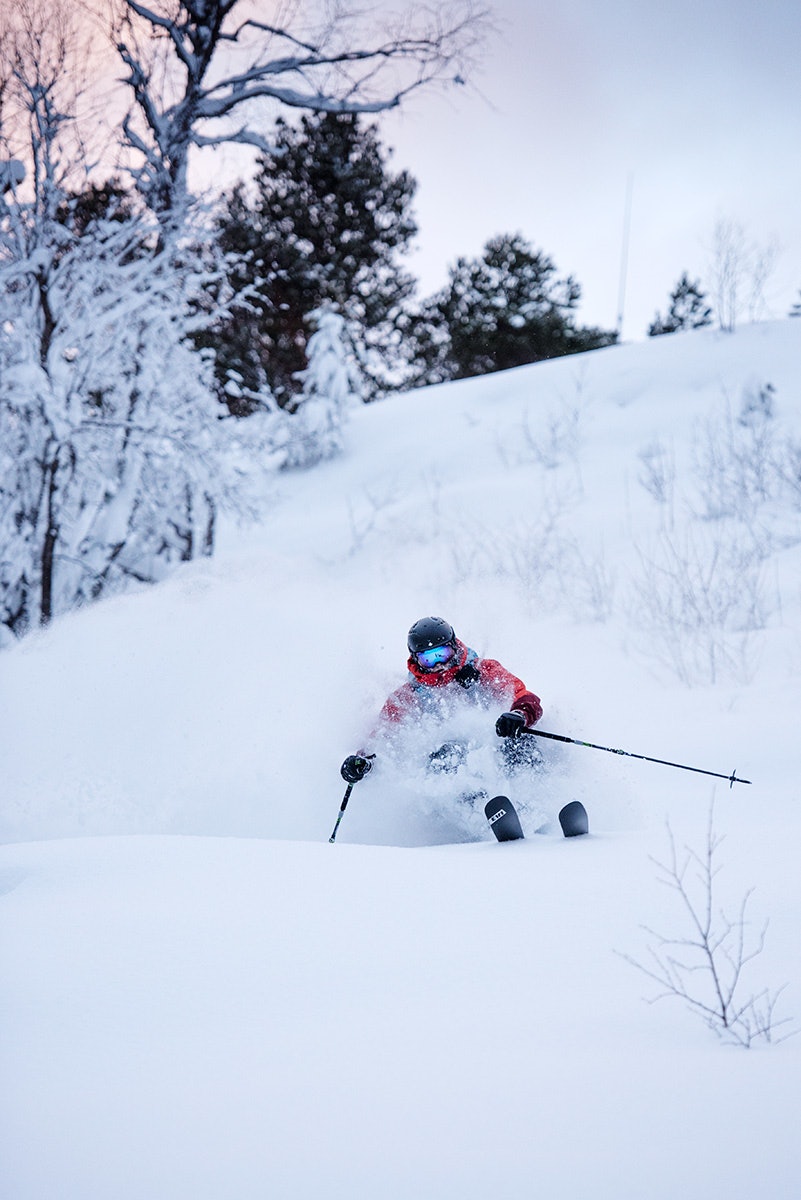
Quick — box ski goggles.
[414,643,456,669]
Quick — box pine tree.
[207,112,418,411]
[413,233,616,382]
[648,272,713,336]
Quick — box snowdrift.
[2,322,800,1198]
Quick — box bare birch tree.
[111,0,493,215]
[709,217,779,332]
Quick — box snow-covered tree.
[0,0,272,642]
[648,273,713,337]
[280,306,360,469]
[113,0,492,217]
[209,111,417,410]
[0,188,272,639]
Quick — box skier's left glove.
[495,710,527,738]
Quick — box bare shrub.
[776,437,801,512]
[560,544,616,623]
[448,490,614,623]
[638,438,676,529]
[456,504,566,607]
[620,808,794,1048]
[709,218,779,332]
[496,371,589,488]
[341,482,402,558]
[521,402,582,472]
[692,388,778,522]
[632,527,771,685]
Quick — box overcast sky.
[378,0,801,340]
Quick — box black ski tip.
[559,800,589,838]
[485,795,525,842]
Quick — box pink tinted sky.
[378,0,801,339]
[94,0,799,341]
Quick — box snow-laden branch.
[113,0,492,213]
[0,184,279,639]
[189,126,278,154]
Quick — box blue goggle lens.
[415,643,456,668]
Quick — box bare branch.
[618,806,795,1048]
[111,0,494,214]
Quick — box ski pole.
[328,755,375,843]
[329,783,354,844]
[520,728,751,787]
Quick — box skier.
[340,615,544,785]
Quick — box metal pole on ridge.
[521,728,752,788]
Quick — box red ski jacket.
[378,639,542,728]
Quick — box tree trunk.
[40,454,60,626]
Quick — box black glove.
[495,710,527,738]
[341,754,373,784]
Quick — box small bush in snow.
[632,528,771,686]
[621,809,794,1048]
[638,438,676,527]
[691,389,778,523]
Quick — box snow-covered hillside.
[2,322,800,1198]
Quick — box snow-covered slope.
[2,322,800,1198]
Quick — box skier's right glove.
[495,710,527,738]
[341,754,373,784]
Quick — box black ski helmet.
[407,616,456,656]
